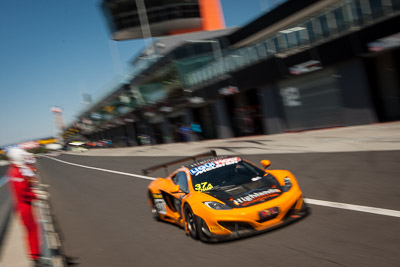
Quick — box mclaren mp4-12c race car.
[144,151,308,242]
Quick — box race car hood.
[204,174,283,208]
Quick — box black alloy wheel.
[184,205,198,239]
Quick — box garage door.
[278,68,344,131]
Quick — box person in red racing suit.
[6,147,47,263]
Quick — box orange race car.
[144,151,309,242]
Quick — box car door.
[169,171,190,216]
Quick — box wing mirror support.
[171,185,181,193]
[261,160,271,169]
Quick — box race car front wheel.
[184,205,198,239]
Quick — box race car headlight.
[283,177,292,192]
[203,201,232,210]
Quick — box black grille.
[257,213,278,223]
[218,221,254,232]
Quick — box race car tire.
[184,205,199,239]
[148,192,161,221]
[195,216,211,242]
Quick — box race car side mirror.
[261,160,271,169]
[171,185,181,193]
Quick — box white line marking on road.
[42,156,156,181]
[304,198,400,218]
[43,156,400,218]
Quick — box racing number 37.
[195,182,213,192]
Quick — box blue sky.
[0,0,281,146]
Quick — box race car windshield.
[190,159,265,192]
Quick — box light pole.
[135,0,156,58]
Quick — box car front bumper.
[192,190,309,241]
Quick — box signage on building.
[82,118,93,125]
[368,32,400,52]
[119,95,131,104]
[188,97,205,104]
[19,141,40,150]
[103,105,115,113]
[289,60,322,75]
[74,123,84,130]
[144,112,156,118]
[160,106,173,113]
[219,86,239,96]
[117,106,133,115]
[38,139,58,145]
[280,87,302,107]
[50,106,63,113]
[91,113,102,120]
[114,119,125,125]
[103,114,114,121]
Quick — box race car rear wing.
[142,150,217,176]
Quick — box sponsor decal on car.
[194,182,214,192]
[152,193,163,199]
[190,157,241,176]
[259,207,280,221]
[233,189,281,206]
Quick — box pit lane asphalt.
[36,152,400,267]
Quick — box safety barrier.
[0,175,12,253]
[35,183,67,267]
[0,166,66,266]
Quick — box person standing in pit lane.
[6,147,48,267]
